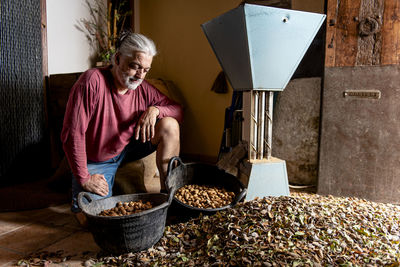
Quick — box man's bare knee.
[158,117,179,137]
[153,117,180,144]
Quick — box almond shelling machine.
[201,3,325,200]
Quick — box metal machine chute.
[202,4,325,200]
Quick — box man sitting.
[61,31,183,226]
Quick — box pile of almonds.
[174,184,235,209]
[98,200,153,217]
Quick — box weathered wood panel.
[381,1,400,65]
[325,0,361,67]
[326,0,400,67]
[355,0,384,65]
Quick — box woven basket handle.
[77,192,94,211]
[165,156,184,204]
[230,187,247,207]
[166,156,183,177]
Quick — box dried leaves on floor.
[18,193,400,266]
[97,193,400,266]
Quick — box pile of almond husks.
[91,192,400,266]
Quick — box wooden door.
[318,0,400,203]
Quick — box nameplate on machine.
[343,90,381,99]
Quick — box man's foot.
[75,212,88,228]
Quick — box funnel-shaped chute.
[201,4,326,91]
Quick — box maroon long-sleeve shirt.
[61,67,183,185]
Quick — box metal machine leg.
[250,90,274,160]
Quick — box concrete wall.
[273,78,322,185]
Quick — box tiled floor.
[0,203,100,266]
[0,169,165,266]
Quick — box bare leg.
[151,117,180,191]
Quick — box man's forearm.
[63,137,91,185]
[155,104,183,123]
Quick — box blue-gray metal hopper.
[201,4,326,200]
[201,4,326,91]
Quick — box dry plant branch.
[75,0,131,64]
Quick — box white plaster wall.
[47,0,96,74]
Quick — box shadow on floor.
[0,178,70,212]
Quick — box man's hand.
[135,106,160,142]
[81,174,109,196]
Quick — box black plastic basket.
[78,192,172,254]
[165,156,247,216]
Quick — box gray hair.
[117,32,157,58]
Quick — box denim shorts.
[71,139,157,213]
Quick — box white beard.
[122,72,143,90]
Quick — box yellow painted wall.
[139,0,324,161]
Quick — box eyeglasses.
[128,62,151,73]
